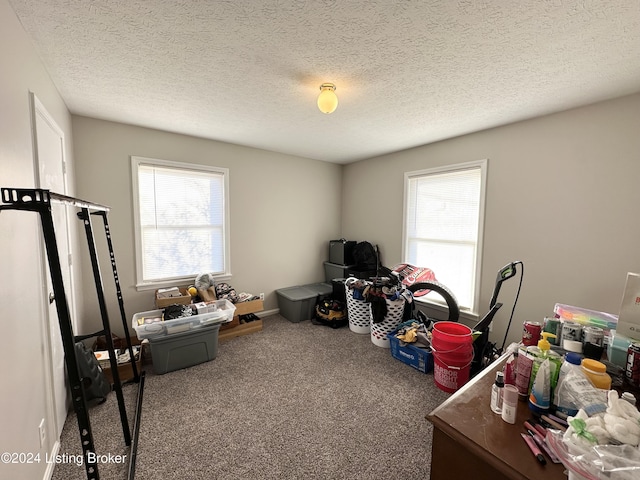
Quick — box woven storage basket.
[345,280,371,334]
[370,297,405,348]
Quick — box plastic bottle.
[491,371,504,414]
[529,333,561,389]
[501,384,518,424]
[553,352,582,416]
[553,352,582,409]
[529,358,552,414]
[503,352,517,386]
[581,359,612,390]
[537,332,555,355]
[528,333,560,414]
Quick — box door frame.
[29,91,76,448]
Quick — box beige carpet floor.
[52,314,450,480]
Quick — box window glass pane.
[142,227,223,280]
[408,239,475,308]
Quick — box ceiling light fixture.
[317,83,338,114]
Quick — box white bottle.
[491,371,504,414]
[501,384,519,424]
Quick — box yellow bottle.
[581,358,612,390]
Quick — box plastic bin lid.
[324,261,356,267]
[302,282,333,295]
[276,286,318,301]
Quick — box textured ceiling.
[9,1,640,164]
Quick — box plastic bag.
[554,366,608,417]
[547,428,640,480]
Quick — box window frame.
[402,159,487,315]
[131,155,231,290]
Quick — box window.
[131,156,230,288]
[403,160,487,313]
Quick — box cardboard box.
[617,272,640,340]
[155,287,192,308]
[220,298,263,332]
[197,287,217,302]
[234,298,264,317]
[220,315,240,331]
[217,298,263,338]
[97,341,147,384]
[219,319,263,341]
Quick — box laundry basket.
[370,297,405,348]
[345,278,371,334]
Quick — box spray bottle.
[528,332,560,414]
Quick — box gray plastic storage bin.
[149,323,220,374]
[304,282,333,297]
[276,283,333,323]
[132,299,235,340]
[324,262,355,283]
[276,286,318,323]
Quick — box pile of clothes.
[346,278,413,323]
[393,320,431,349]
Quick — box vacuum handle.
[489,262,517,308]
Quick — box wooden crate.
[219,319,263,341]
[218,298,264,340]
[234,298,264,316]
[220,316,240,331]
[155,287,192,308]
[100,342,146,384]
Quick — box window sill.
[135,273,233,292]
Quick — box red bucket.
[431,321,474,393]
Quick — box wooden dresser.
[427,353,567,480]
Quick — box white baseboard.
[43,440,60,480]
[257,308,279,318]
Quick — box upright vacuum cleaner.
[379,261,523,376]
[470,261,524,376]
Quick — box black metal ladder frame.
[0,187,145,480]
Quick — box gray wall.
[71,116,343,335]
[0,1,82,478]
[342,93,640,348]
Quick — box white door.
[31,92,74,440]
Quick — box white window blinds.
[404,160,486,312]
[132,157,229,286]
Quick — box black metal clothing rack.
[0,187,144,480]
